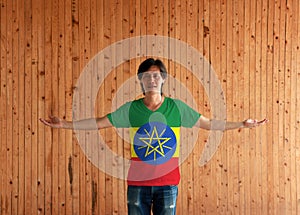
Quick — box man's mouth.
[147,85,157,88]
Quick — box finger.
[258,119,268,124]
[39,118,46,123]
[258,119,264,124]
[40,118,51,126]
[245,119,254,123]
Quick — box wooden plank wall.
[1,0,300,214]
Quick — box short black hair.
[137,58,167,80]
[137,58,167,95]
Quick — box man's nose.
[150,76,156,82]
[146,75,156,82]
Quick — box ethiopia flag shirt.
[107,97,201,186]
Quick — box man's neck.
[143,93,164,111]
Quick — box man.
[40,58,268,215]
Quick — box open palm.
[39,116,66,128]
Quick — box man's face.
[140,65,165,94]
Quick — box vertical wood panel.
[291,2,300,215]
[237,0,246,213]
[6,0,13,213]
[0,0,300,214]
[18,0,25,214]
[58,0,67,213]
[180,0,190,214]
[24,0,33,214]
[260,0,269,213]
[113,0,121,211]
[243,0,251,214]
[0,0,8,214]
[187,0,198,214]
[70,0,81,214]
[254,0,262,213]
[90,0,100,214]
[237,0,245,213]
[103,1,113,214]
[249,0,258,212]
[36,0,46,213]
[218,0,228,213]
[200,0,213,213]
[64,0,73,214]
[284,0,293,213]
[31,0,39,212]
[289,0,298,207]
[273,0,281,213]
[266,0,275,213]
[83,0,92,214]
[288,0,298,209]
[78,0,86,213]
[277,0,286,213]
[225,0,234,213]
[95,0,106,214]
[50,0,59,214]
[44,0,53,213]
[296,1,300,213]
[11,0,20,214]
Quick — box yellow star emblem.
[137,126,172,160]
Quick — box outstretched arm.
[39,115,113,130]
[195,115,268,130]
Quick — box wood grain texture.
[0,0,299,214]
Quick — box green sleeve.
[107,101,132,128]
[173,99,201,128]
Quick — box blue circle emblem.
[133,122,177,165]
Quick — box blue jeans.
[127,185,178,215]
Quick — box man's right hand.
[39,116,67,129]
